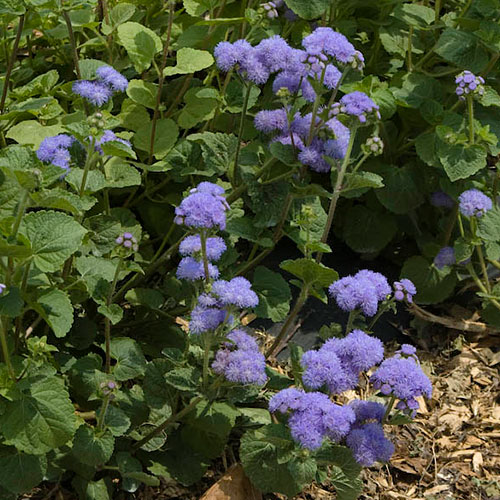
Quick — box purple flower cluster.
[371,355,432,417]
[174,182,229,230]
[179,235,227,261]
[115,232,138,252]
[212,329,267,385]
[458,189,492,217]
[176,257,220,281]
[212,277,259,308]
[269,388,356,449]
[330,91,381,124]
[261,0,283,18]
[0,284,6,294]
[254,110,350,172]
[396,344,417,357]
[433,246,456,270]
[346,422,394,466]
[328,270,391,317]
[73,65,128,106]
[96,130,132,154]
[301,329,384,394]
[36,134,77,174]
[393,279,416,303]
[455,71,485,100]
[430,191,454,209]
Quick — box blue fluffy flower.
[176,257,219,281]
[346,422,394,466]
[179,235,227,262]
[211,277,259,309]
[96,65,128,92]
[458,189,492,217]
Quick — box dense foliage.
[0,0,498,497]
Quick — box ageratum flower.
[455,70,485,100]
[115,232,138,251]
[179,235,227,261]
[330,91,381,124]
[212,329,267,385]
[371,355,432,413]
[96,65,129,92]
[396,344,417,357]
[73,80,113,107]
[174,182,229,230]
[458,189,492,217]
[36,134,77,173]
[96,130,131,154]
[211,277,259,308]
[176,257,219,281]
[433,247,456,270]
[348,400,386,426]
[393,279,416,302]
[346,422,394,466]
[430,191,454,209]
[269,388,355,450]
[329,270,391,317]
[189,304,227,334]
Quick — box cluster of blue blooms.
[174,182,265,385]
[115,232,138,252]
[36,134,77,173]
[73,65,128,107]
[269,328,432,465]
[214,28,378,174]
[458,189,492,218]
[455,70,485,100]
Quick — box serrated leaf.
[164,366,200,392]
[35,289,74,338]
[3,375,77,454]
[125,288,164,309]
[0,448,46,494]
[104,161,141,187]
[253,266,291,322]
[133,118,179,159]
[98,304,123,324]
[437,142,487,181]
[126,79,157,109]
[0,287,24,317]
[187,132,237,175]
[280,258,338,289]
[117,22,162,72]
[284,0,330,19]
[163,48,214,76]
[72,425,114,466]
[477,206,500,241]
[110,337,146,381]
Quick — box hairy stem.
[382,394,396,424]
[97,395,111,431]
[0,316,14,379]
[199,230,211,285]
[104,257,122,373]
[467,95,474,145]
[202,330,213,389]
[230,83,252,186]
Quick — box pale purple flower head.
[433,247,456,270]
[322,329,384,374]
[346,422,394,466]
[272,71,316,102]
[458,189,492,217]
[174,182,229,230]
[189,304,226,334]
[348,400,386,426]
[455,70,485,100]
[115,231,138,251]
[302,28,361,67]
[36,134,77,173]
[96,65,128,92]
[211,277,258,309]
[176,257,219,281]
[329,270,390,317]
[371,355,432,402]
[330,91,380,124]
[212,329,267,385]
[255,35,294,73]
[0,284,6,294]
[269,389,355,450]
[393,279,416,303]
[96,130,131,154]
[430,191,454,209]
[179,235,226,262]
[73,80,113,107]
[254,109,289,134]
[396,344,417,357]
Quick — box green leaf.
[240,424,309,497]
[393,3,435,26]
[104,161,141,188]
[253,266,291,322]
[225,80,261,113]
[35,289,74,338]
[344,205,397,254]
[72,425,114,466]
[0,448,46,494]
[269,142,298,166]
[437,142,487,181]
[31,188,96,215]
[3,375,77,454]
[163,48,214,76]
[183,0,220,16]
[101,405,131,437]
[0,0,26,15]
[284,0,330,19]
[102,2,136,34]
[133,118,179,159]
[73,477,110,500]
[375,164,424,214]
[477,206,500,241]
[144,359,174,408]
[110,338,147,381]
[479,86,500,107]
[164,366,200,392]
[116,22,162,72]
[6,121,64,148]
[10,70,58,98]
[178,87,219,129]
[0,287,24,317]
[20,210,87,273]
[435,28,489,72]
[401,256,457,304]
[101,140,137,160]
[393,73,443,108]
[117,452,159,492]
[126,79,157,109]
[125,288,164,309]
[342,171,384,197]
[280,258,338,289]
[66,168,107,194]
[187,132,237,175]
[182,400,240,459]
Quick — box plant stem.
[148,0,175,164]
[0,14,25,114]
[467,96,474,145]
[199,230,210,285]
[382,394,396,424]
[266,287,308,358]
[368,300,392,330]
[202,330,213,389]
[407,26,413,72]
[307,67,327,146]
[79,140,96,196]
[230,83,252,186]
[345,310,357,334]
[0,316,14,380]
[132,396,203,452]
[104,257,122,373]
[470,217,491,293]
[97,395,110,431]
[316,128,357,263]
[7,189,30,287]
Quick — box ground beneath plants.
[28,323,499,500]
